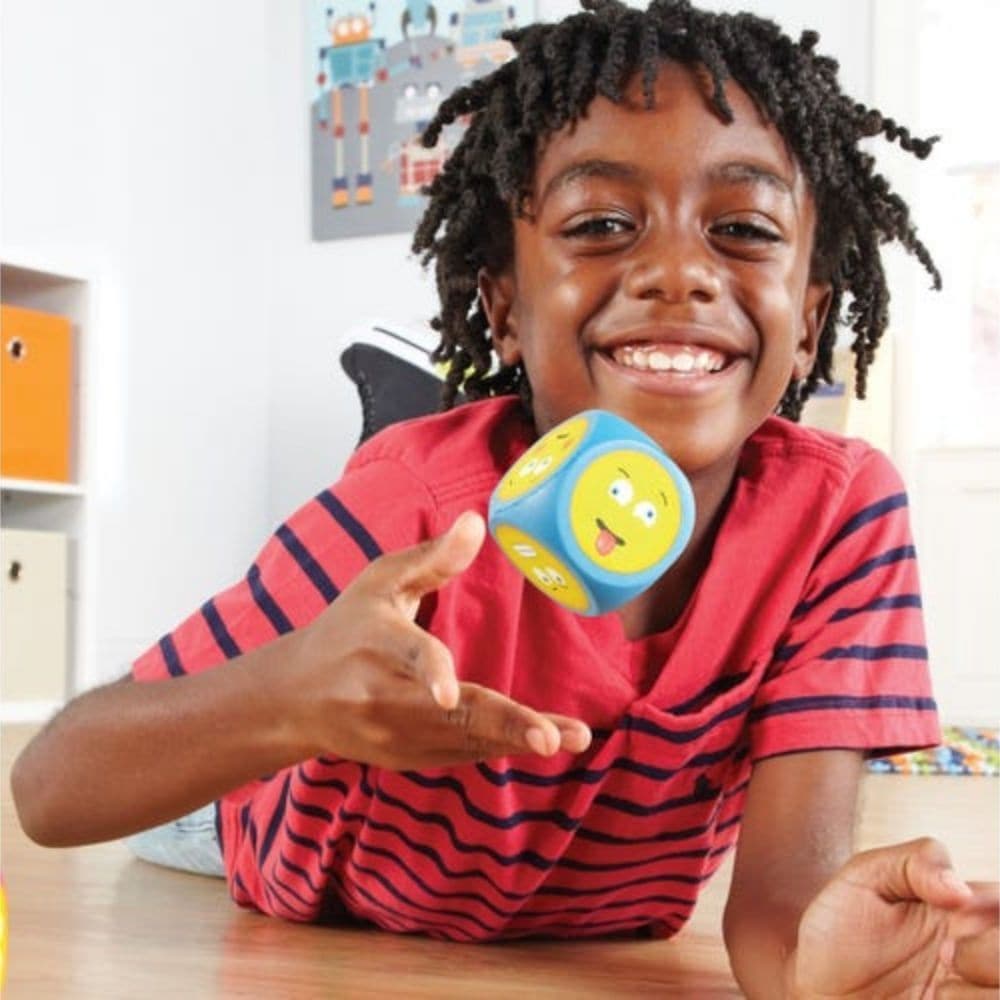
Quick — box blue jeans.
[125,803,225,878]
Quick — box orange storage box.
[1,303,73,482]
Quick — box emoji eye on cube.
[488,410,695,615]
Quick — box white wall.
[540,0,872,98]
[2,0,877,686]
[1,1,279,676]
[265,2,439,523]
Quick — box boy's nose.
[621,228,722,304]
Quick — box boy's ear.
[477,267,521,367]
[793,281,833,380]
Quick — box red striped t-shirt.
[132,397,939,940]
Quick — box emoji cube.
[488,410,695,615]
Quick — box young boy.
[12,1,998,995]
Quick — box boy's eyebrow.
[708,161,794,196]
[538,159,640,204]
[536,158,795,205]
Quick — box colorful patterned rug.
[868,726,999,776]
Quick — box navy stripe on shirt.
[773,637,926,666]
[773,595,924,663]
[344,833,700,929]
[276,523,339,603]
[829,593,922,622]
[750,693,937,722]
[201,598,241,659]
[333,869,479,940]
[772,642,804,663]
[621,697,753,744]
[348,856,500,935]
[819,643,928,661]
[279,851,325,901]
[668,670,753,715]
[159,634,185,677]
[247,564,294,635]
[792,545,916,619]
[258,772,292,866]
[315,490,383,561]
[476,742,738,789]
[400,771,581,832]
[817,492,909,563]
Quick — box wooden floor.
[2,723,997,999]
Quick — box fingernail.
[431,680,456,708]
[939,869,970,895]
[453,511,477,533]
[525,727,552,756]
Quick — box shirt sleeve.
[748,447,940,760]
[131,451,438,683]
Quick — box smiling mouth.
[595,517,625,556]
[610,342,730,374]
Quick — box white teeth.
[612,343,728,374]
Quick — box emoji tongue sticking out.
[596,525,619,557]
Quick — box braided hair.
[412,0,940,421]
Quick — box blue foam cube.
[488,409,695,615]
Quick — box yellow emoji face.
[493,524,591,612]
[495,415,588,503]
[568,450,682,575]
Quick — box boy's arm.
[11,513,591,849]
[723,752,997,997]
[722,749,863,998]
[10,630,315,847]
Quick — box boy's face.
[479,61,831,479]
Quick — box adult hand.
[285,510,592,768]
[789,837,998,998]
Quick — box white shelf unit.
[1,255,97,722]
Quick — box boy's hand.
[939,882,999,998]
[284,511,592,768]
[789,838,999,999]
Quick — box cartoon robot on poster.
[449,0,517,72]
[390,79,449,199]
[316,5,386,208]
[402,1,438,40]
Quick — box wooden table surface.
[3,723,996,998]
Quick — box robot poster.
[308,0,536,240]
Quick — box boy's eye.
[711,220,782,243]
[562,216,633,239]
